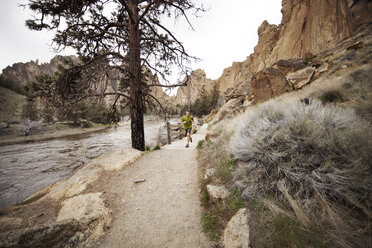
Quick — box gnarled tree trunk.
[128,0,145,151]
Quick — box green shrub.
[215,156,235,183]
[201,212,220,241]
[145,145,151,151]
[263,215,325,248]
[200,179,210,208]
[197,140,204,149]
[42,104,55,123]
[21,100,38,120]
[318,89,345,103]
[152,144,161,150]
[226,189,244,212]
[86,102,111,124]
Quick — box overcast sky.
[0,0,282,84]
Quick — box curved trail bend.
[94,125,212,248]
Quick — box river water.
[0,119,171,208]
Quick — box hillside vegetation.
[198,68,372,247]
[0,86,26,122]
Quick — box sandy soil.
[92,126,213,248]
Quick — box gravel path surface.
[95,125,212,248]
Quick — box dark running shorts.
[185,128,192,135]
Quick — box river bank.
[0,122,109,147]
[0,147,142,248]
[0,119,171,208]
[0,126,210,248]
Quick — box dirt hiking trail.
[94,125,212,248]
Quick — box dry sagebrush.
[230,99,372,247]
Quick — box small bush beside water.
[152,144,161,150]
[199,98,372,247]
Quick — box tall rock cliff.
[217,0,354,95]
[206,0,372,124]
[1,56,79,88]
[1,56,170,103]
[217,20,280,95]
[269,0,353,63]
[174,69,217,106]
[348,0,372,32]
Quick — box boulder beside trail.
[223,208,250,248]
[206,185,230,202]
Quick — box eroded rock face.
[218,0,354,102]
[287,66,315,89]
[217,62,244,94]
[174,69,217,106]
[223,208,250,248]
[1,56,79,88]
[142,66,170,103]
[251,67,292,103]
[269,0,353,63]
[274,58,309,75]
[348,0,372,32]
[249,20,280,72]
[197,0,370,127]
[217,20,279,95]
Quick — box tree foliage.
[24,0,204,150]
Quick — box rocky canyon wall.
[216,0,355,96]
[269,0,353,62]
[348,0,372,32]
[1,56,79,89]
[1,56,170,109]
[174,69,217,106]
[203,0,372,124]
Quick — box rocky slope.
[204,0,372,125]
[0,87,25,123]
[1,56,79,89]
[173,69,217,106]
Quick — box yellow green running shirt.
[181,115,194,129]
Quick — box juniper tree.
[25,0,202,150]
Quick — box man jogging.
[181,111,194,148]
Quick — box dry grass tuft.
[230,99,372,247]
